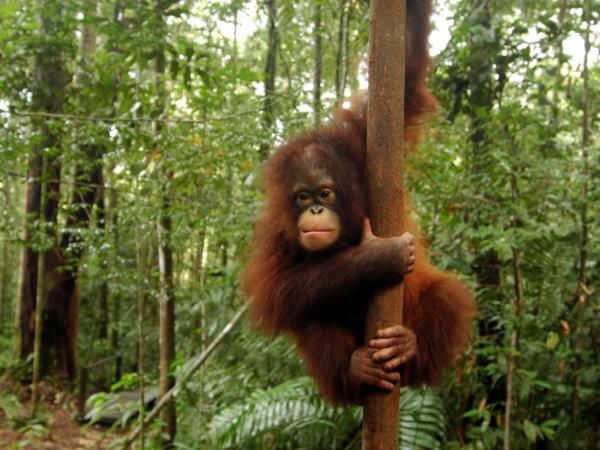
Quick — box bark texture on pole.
[363,1,406,449]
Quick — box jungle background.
[0,0,598,448]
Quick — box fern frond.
[209,377,446,450]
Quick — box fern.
[399,387,445,450]
[208,376,445,449]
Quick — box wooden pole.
[362,1,406,449]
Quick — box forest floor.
[0,379,121,449]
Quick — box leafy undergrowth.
[0,378,121,449]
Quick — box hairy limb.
[362,218,415,274]
[295,323,403,405]
[404,275,476,385]
[294,324,361,404]
[275,220,415,327]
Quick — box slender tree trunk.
[157,191,176,443]
[572,0,591,423]
[335,0,348,100]
[362,1,406,448]
[97,181,109,339]
[152,1,176,441]
[15,0,70,375]
[200,232,209,349]
[468,0,500,299]
[550,0,566,129]
[504,247,522,450]
[14,148,42,358]
[465,7,505,397]
[504,160,523,450]
[341,1,352,95]
[98,0,128,342]
[259,0,278,159]
[190,230,205,334]
[0,183,10,331]
[136,227,148,449]
[107,170,120,355]
[313,3,322,127]
[31,156,47,413]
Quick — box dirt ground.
[0,379,121,450]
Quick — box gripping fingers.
[372,345,404,363]
[362,367,400,390]
[365,366,401,382]
[407,254,416,272]
[401,233,416,273]
[369,325,416,366]
[369,337,399,348]
[376,325,410,339]
[383,349,415,371]
[363,374,395,391]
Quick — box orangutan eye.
[296,192,312,206]
[320,188,335,201]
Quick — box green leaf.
[523,419,538,442]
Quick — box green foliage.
[207,377,445,450]
[208,376,359,449]
[0,392,22,423]
[0,0,598,448]
[399,388,446,450]
[0,391,49,437]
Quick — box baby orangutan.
[242,0,475,404]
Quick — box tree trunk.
[341,1,353,96]
[313,3,322,127]
[106,168,120,355]
[157,194,176,443]
[572,0,591,424]
[31,156,47,412]
[468,0,500,301]
[549,0,566,130]
[504,160,523,450]
[335,0,348,101]
[152,1,176,441]
[259,0,278,159]
[97,179,109,340]
[15,0,71,377]
[362,1,406,448]
[14,136,42,360]
[136,227,149,449]
[0,183,10,331]
[44,0,104,378]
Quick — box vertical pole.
[363,1,406,449]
